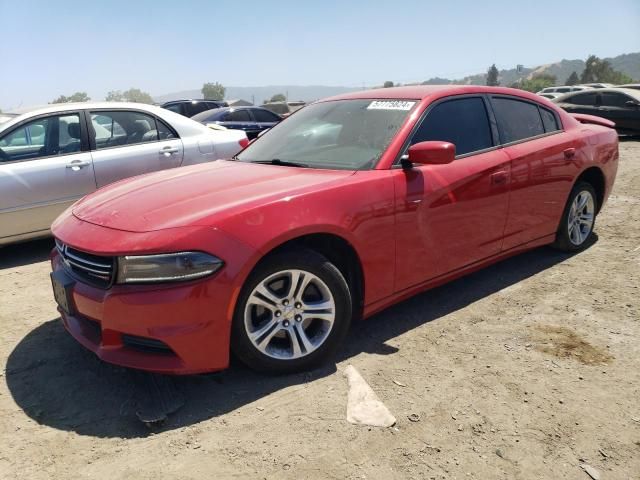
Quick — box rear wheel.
[231,248,352,374]
[553,181,597,252]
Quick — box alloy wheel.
[244,269,336,360]
[567,190,595,246]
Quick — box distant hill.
[154,85,360,105]
[154,52,639,104]
[425,52,639,86]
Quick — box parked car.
[50,86,618,375]
[578,83,615,89]
[262,101,306,118]
[536,86,591,95]
[192,106,282,139]
[0,102,249,246]
[553,88,640,134]
[538,93,563,100]
[618,84,640,90]
[160,99,228,118]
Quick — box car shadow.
[0,238,54,270]
[5,243,591,439]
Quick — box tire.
[231,248,352,374]
[552,181,598,252]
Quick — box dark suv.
[161,99,229,118]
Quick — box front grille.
[56,239,116,288]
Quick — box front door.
[0,112,96,240]
[393,96,511,292]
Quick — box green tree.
[202,82,226,100]
[105,90,124,102]
[580,55,633,84]
[486,64,499,86]
[269,93,286,102]
[565,71,580,86]
[383,81,394,88]
[105,88,153,103]
[515,74,557,93]
[51,92,90,103]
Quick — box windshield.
[237,99,417,170]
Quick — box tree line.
[49,56,636,105]
[485,55,634,92]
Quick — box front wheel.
[553,181,597,252]
[231,248,352,374]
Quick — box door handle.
[563,148,576,160]
[66,160,91,170]
[491,171,508,185]
[159,146,179,156]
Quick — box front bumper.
[50,214,257,374]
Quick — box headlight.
[116,252,223,284]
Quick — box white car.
[0,102,248,246]
[536,85,592,95]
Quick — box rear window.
[539,107,560,133]
[252,109,281,122]
[491,97,545,144]
[567,92,598,106]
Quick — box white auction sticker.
[367,100,416,111]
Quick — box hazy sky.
[1,0,638,110]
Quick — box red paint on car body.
[51,86,619,374]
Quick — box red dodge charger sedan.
[50,86,619,375]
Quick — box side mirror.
[625,100,640,108]
[405,141,455,167]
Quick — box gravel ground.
[1,140,638,480]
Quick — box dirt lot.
[1,141,639,480]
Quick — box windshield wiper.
[252,159,309,168]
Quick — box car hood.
[72,160,355,232]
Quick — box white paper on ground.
[344,364,396,427]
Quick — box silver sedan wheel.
[244,269,336,360]
[567,190,595,246]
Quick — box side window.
[411,97,493,156]
[157,119,177,140]
[90,111,159,149]
[186,102,211,116]
[491,98,545,144]
[164,104,183,115]
[252,109,281,122]
[227,109,252,122]
[567,92,598,106]
[539,107,560,133]
[0,114,81,162]
[600,92,632,108]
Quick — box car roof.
[162,99,223,104]
[1,102,183,133]
[321,85,557,104]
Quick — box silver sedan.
[0,102,248,246]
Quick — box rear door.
[490,96,576,249]
[88,109,184,188]
[393,95,511,291]
[0,112,96,240]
